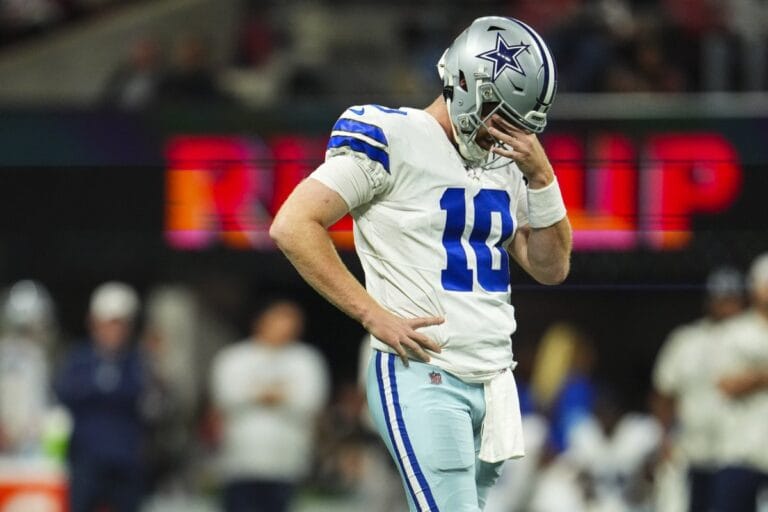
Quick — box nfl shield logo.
[429,371,442,385]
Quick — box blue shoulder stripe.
[332,118,388,146]
[328,135,390,173]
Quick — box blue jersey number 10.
[440,188,514,292]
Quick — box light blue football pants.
[366,350,503,512]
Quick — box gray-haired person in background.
[652,267,745,512]
[55,282,148,512]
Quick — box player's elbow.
[535,262,570,286]
[269,212,293,250]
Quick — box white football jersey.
[311,104,529,380]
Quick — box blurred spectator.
[0,0,60,43]
[210,299,329,512]
[566,387,662,511]
[509,0,583,35]
[313,383,368,494]
[55,282,148,512]
[531,323,597,454]
[726,0,768,91]
[140,286,206,494]
[523,386,661,512]
[652,266,745,512]
[235,3,275,68]
[547,0,630,92]
[158,35,229,104]
[0,280,56,455]
[102,38,164,110]
[711,255,768,511]
[0,0,130,46]
[661,0,733,91]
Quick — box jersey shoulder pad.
[326,105,408,174]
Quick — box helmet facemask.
[450,80,530,169]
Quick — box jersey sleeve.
[309,155,378,210]
[319,106,393,204]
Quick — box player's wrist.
[526,175,554,189]
[523,164,555,189]
[527,176,567,228]
[358,301,384,331]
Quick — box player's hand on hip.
[362,307,443,366]
[488,115,555,189]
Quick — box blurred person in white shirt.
[711,254,768,512]
[652,266,745,512]
[211,299,330,512]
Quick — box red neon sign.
[541,132,742,250]
[165,136,271,249]
[165,132,743,252]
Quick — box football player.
[271,16,571,511]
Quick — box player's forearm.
[271,218,380,326]
[719,368,768,397]
[525,216,572,285]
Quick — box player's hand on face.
[487,115,555,189]
[362,307,443,366]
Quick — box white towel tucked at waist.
[450,364,526,463]
[470,366,526,463]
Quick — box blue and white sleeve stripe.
[328,117,390,173]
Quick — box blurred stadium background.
[0,0,767,511]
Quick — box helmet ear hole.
[458,70,468,92]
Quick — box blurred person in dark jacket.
[55,281,148,512]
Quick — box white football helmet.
[437,16,557,166]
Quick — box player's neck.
[424,95,455,143]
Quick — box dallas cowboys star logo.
[476,33,530,81]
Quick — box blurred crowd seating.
[228,0,768,102]
[0,0,145,45]
[2,0,765,109]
